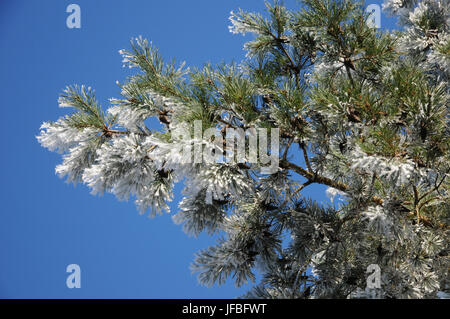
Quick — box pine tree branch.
[419,174,447,202]
[279,159,384,206]
[280,160,347,191]
[299,141,313,173]
[283,138,294,161]
[291,180,314,198]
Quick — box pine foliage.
[38,0,449,298]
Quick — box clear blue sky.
[0,0,397,298]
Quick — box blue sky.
[0,0,398,298]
